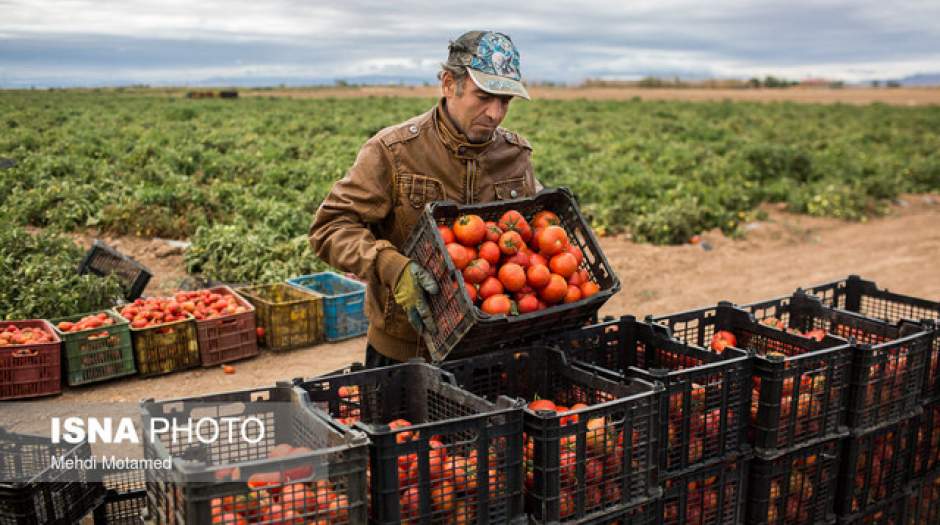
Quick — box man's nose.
[484,99,506,123]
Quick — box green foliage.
[1,90,939,280]
[0,227,124,319]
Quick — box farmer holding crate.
[310,31,541,366]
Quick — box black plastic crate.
[78,240,152,301]
[804,275,940,403]
[545,316,750,476]
[0,427,105,525]
[742,292,932,431]
[907,470,940,525]
[440,347,662,523]
[140,383,368,525]
[836,414,918,517]
[911,398,940,477]
[835,487,915,525]
[401,187,620,362]
[576,496,660,525]
[747,434,844,525]
[93,469,145,525]
[653,302,852,456]
[294,360,525,525]
[657,453,749,525]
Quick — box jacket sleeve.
[309,139,411,288]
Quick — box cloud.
[1,0,939,86]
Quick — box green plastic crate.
[51,310,136,386]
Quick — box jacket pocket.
[398,173,445,209]
[494,176,529,200]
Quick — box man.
[309,31,541,367]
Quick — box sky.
[1,0,939,87]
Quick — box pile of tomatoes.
[56,312,115,341]
[0,324,56,346]
[209,444,349,524]
[522,398,635,519]
[439,210,600,315]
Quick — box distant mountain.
[897,73,940,86]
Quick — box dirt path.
[13,194,940,409]
[241,86,940,106]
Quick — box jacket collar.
[434,98,494,159]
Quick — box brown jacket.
[309,98,541,361]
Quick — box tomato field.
[1,90,939,320]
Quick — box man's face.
[442,71,513,144]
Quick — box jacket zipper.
[465,160,475,204]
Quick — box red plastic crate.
[0,319,61,399]
[188,286,260,366]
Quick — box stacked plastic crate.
[802,276,940,524]
[545,315,751,525]
[653,302,850,525]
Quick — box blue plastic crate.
[287,272,368,341]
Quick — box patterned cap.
[447,31,530,100]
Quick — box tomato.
[498,231,524,255]
[212,511,248,525]
[463,259,490,284]
[576,281,598,300]
[400,486,420,520]
[502,250,530,268]
[803,328,826,341]
[564,285,583,304]
[453,214,486,246]
[438,225,456,244]
[517,295,539,314]
[246,471,282,490]
[528,252,548,267]
[527,399,556,412]
[549,252,578,279]
[484,221,502,242]
[559,489,575,518]
[539,274,568,304]
[478,277,504,300]
[431,480,457,513]
[566,244,584,265]
[710,330,737,353]
[481,294,512,315]
[498,210,531,242]
[478,241,501,265]
[280,483,317,513]
[498,263,526,292]
[538,226,568,256]
[532,210,560,229]
[465,283,478,303]
[388,419,417,443]
[446,243,472,270]
[526,264,551,288]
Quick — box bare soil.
[242,86,940,106]
[19,193,938,410]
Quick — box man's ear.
[441,71,456,98]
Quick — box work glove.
[393,262,440,334]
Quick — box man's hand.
[393,262,440,334]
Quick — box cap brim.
[467,68,531,100]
